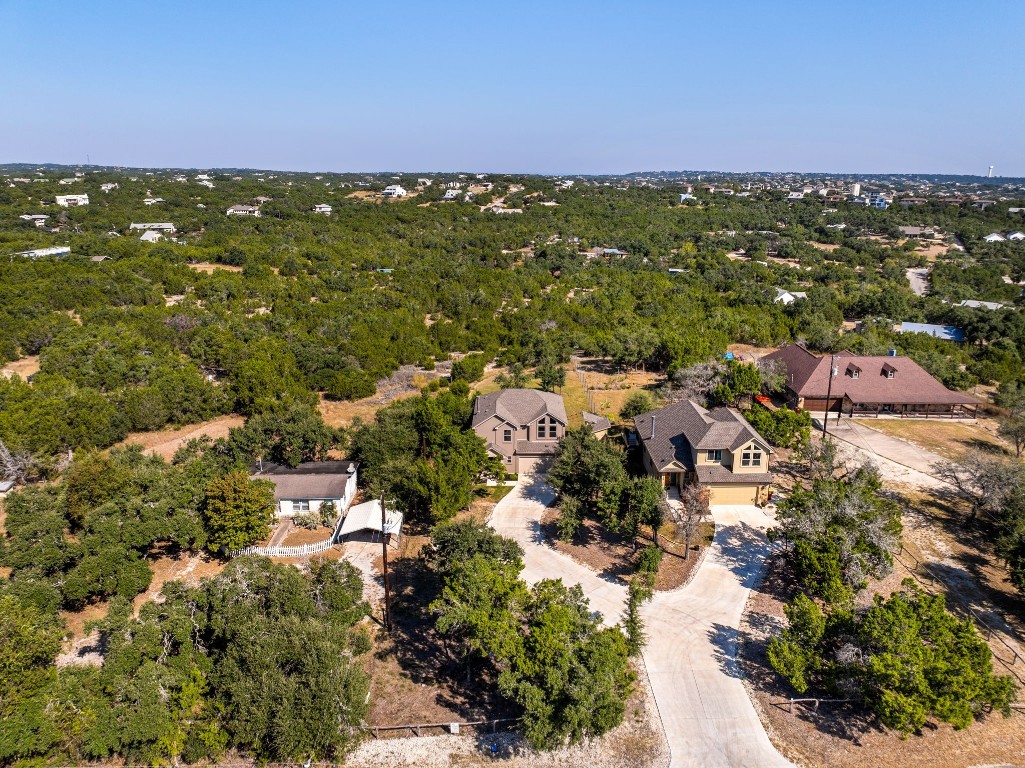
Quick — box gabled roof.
[250,460,357,501]
[582,411,612,432]
[471,389,568,428]
[633,400,771,472]
[763,345,976,405]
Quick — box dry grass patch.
[852,418,1011,462]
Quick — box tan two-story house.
[471,389,568,474]
[633,399,773,505]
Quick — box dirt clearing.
[852,418,1011,462]
[118,414,245,460]
[1,354,40,379]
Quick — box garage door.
[517,456,542,476]
[708,484,759,505]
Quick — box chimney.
[650,415,656,440]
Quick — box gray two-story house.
[471,389,568,474]
[633,399,773,505]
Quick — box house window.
[293,499,310,513]
[741,449,762,467]
[503,429,513,443]
[886,370,895,379]
[536,416,558,439]
[851,370,859,379]
[706,449,722,462]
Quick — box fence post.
[789,698,794,714]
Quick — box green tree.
[536,359,566,392]
[620,390,654,420]
[202,471,275,552]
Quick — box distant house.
[12,246,71,259]
[899,198,928,207]
[442,189,461,200]
[582,411,612,439]
[898,226,936,238]
[1008,231,1025,241]
[130,222,177,232]
[250,460,358,519]
[416,178,432,187]
[143,197,164,205]
[773,287,808,304]
[633,400,773,505]
[19,214,49,228]
[226,204,261,217]
[972,200,996,210]
[679,193,696,201]
[1009,208,1025,214]
[763,345,978,418]
[55,194,89,207]
[787,191,805,200]
[90,255,110,263]
[100,183,119,193]
[139,230,163,242]
[471,389,567,475]
[381,185,407,198]
[984,232,1006,242]
[956,299,1006,310]
[898,322,964,342]
[313,203,332,214]
[197,180,215,188]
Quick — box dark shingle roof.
[250,460,357,501]
[763,345,977,405]
[633,400,771,471]
[582,411,612,432]
[471,389,568,428]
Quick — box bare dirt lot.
[186,262,244,274]
[0,354,40,379]
[118,414,245,460]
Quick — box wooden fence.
[364,717,521,739]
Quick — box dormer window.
[847,363,861,379]
[882,363,896,379]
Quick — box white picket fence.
[230,537,336,558]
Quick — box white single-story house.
[139,230,163,242]
[100,183,119,192]
[382,185,407,198]
[984,232,1007,242]
[55,194,89,207]
[313,203,332,214]
[143,197,165,205]
[250,460,359,518]
[1008,231,1025,241]
[226,204,261,216]
[774,287,808,304]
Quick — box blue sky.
[2,1,1022,175]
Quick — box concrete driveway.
[489,478,794,767]
[644,505,795,768]
[488,475,628,626]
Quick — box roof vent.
[650,415,656,440]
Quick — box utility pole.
[380,491,392,633]
[820,354,837,439]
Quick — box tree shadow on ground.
[373,555,515,722]
[713,521,772,589]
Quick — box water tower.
[988,165,994,178]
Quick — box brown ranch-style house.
[633,400,773,506]
[763,345,979,418]
[471,389,567,474]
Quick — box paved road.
[489,479,794,767]
[906,266,930,297]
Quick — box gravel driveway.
[490,478,795,767]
